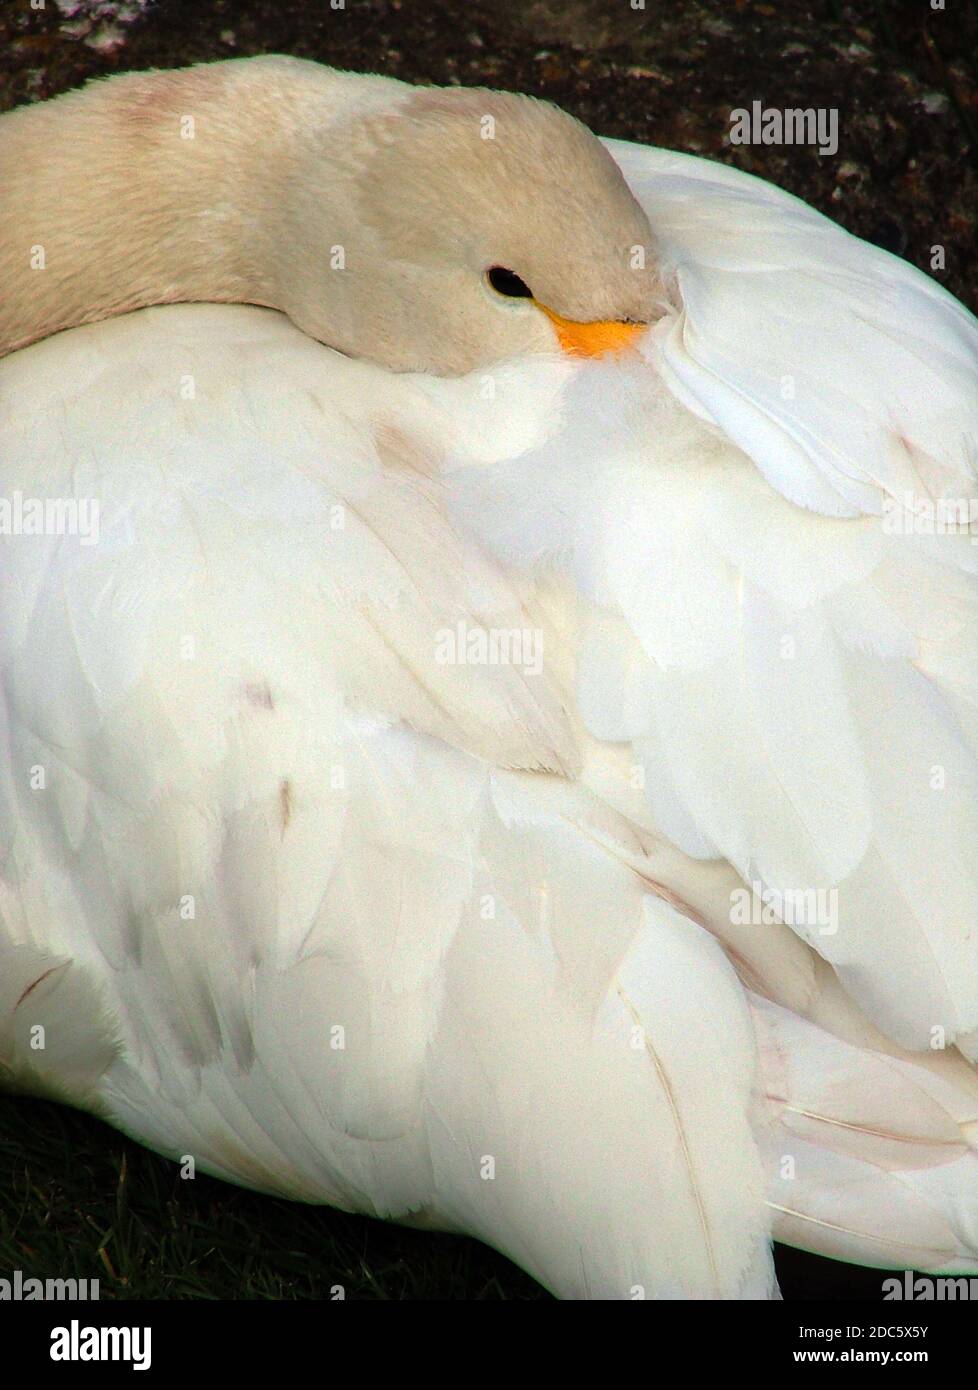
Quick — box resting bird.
[1,55,977,1299]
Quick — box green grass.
[0,1093,544,1300]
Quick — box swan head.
[275,84,661,375]
[0,59,661,371]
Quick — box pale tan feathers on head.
[1,57,661,374]
[280,82,661,373]
[363,85,657,322]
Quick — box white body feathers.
[1,130,976,1297]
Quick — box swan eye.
[486,266,533,299]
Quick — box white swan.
[1,56,977,1299]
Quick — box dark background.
[0,0,974,1300]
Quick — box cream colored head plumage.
[0,55,660,372]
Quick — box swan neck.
[0,59,346,356]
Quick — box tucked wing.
[755,994,978,1274]
[604,137,978,517]
[449,137,978,1054]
